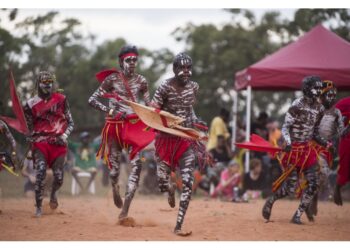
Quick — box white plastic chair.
[71,172,96,195]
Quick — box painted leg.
[174,150,194,236]
[292,165,319,225]
[33,150,47,217]
[119,156,142,219]
[262,169,298,221]
[109,144,123,208]
[50,155,65,210]
[156,160,176,208]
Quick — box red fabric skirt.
[32,142,67,168]
[154,133,192,170]
[97,115,155,168]
[280,142,318,170]
[313,143,333,167]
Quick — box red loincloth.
[97,114,155,168]
[154,133,192,170]
[272,141,319,193]
[313,143,333,167]
[32,142,67,168]
[280,142,318,170]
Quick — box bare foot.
[49,199,58,210]
[118,216,136,227]
[35,207,42,218]
[174,229,192,237]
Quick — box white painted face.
[311,81,323,98]
[39,82,53,95]
[323,89,337,107]
[122,56,138,75]
[175,62,192,84]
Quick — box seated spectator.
[209,135,232,164]
[69,132,99,193]
[207,135,233,188]
[242,158,271,200]
[210,160,241,201]
[207,108,230,151]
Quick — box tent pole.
[231,90,238,152]
[245,86,252,173]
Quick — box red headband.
[120,53,138,60]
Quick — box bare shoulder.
[291,97,303,108]
[101,72,119,89]
[158,78,172,90]
[135,73,147,83]
[190,81,199,91]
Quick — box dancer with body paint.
[305,80,350,220]
[0,119,17,159]
[24,71,74,217]
[0,119,18,173]
[151,53,208,236]
[262,75,330,225]
[88,45,153,221]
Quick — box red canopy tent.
[232,24,350,171]
[235,24,350,91]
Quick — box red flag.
[0,71,29,135]
[235,134,282,155]
[95,68,119,83]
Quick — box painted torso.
[152,79,198,128]
[318,107,344,141]
[282,96,324,144]
[89,72,150,115]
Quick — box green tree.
[172,9,350,124]
[1,10,172,136]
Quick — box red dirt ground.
[1,195,350,241]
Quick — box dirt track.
[1,195,350,241]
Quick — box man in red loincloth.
[88,45,154,221]
[262,76,330,224]
[24,71,74,217]
[151,53,208,236]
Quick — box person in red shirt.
[334,96,350,206]
[24,71,74,217]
